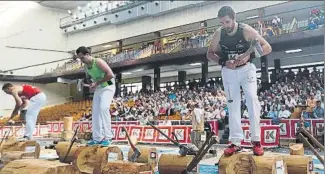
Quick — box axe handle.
[186,132,214,170]
[0,131,8,147]
[186,136,216,172]
[63,125,79,163]
[123,127,137,152]
[147,121,179,146]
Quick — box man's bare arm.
[206,28,222,63]
[243,24,272,56]
[95,59,115,86]
[10,91,23,119]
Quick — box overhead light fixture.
[122,72,132,75]
[190,63,201,66]
[102,44,112,48]
[246,15,259,19]
[285,49,302,53]
[68,10,72,15]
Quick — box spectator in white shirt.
[278,105,292,119]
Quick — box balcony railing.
[46,5,324,76]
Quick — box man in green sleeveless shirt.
[75,46,116,146]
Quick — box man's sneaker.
[87,140,101,146]
[224,144,242,156]
[100,140,112,147]
[252,141,264,156]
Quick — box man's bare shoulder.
[240,23,256,33]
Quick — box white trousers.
[221,63,261,146]
[92,85,115,141]
[25,92,47,139]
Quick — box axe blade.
[130,148,141,162]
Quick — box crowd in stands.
[75,67,324,125]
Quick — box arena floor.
[36,139,324,174]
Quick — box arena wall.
[0,2,71,76]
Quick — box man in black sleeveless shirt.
[207,6,272,156]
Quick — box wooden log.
[219,152,289,174]
[55,142,86,163]
[127,147,156,163]
[1,151,35,165]
[93,146,124,174]
[61,130,74,141]
[274,156,289,174]
[219,153,311,174]
[73,145,108,174]
[127,147,158,172]
[0,159,81,174]
[0,140,40,159]
[158,154,194,174]
[63,117,73,131]
[282,155,313,174]
[289,143,304,155]
[218,153,253,174]
[101,161,152,174]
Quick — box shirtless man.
[207,6,272,156]
[2,83,47,140]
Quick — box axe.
[63,125,79,163]
[122,127,141,162]
[147,121,196,156]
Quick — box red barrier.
[312,119,324,136]
[142,126,156,143]
[43,119,323,141]
[290,119,312,138]
[172,126,188,144]
[155,126,172,143]
[279,119,291,138]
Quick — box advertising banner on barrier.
[172,126,188,144]
[47,123,53,132]
[116,126,129,141]
[129,126,143,141]
[312,119,324,136]
[155,126,172,143]
[52,122,60,133]
[260,120,271,126]
[111,126,118,140]
[241,125,280,148]
[142,127,156,143]
[291,119,312,138]
[279,119,291,138]
[241,126,251,147]
[261,125,280,147]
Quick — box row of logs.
[55,142,194,174]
